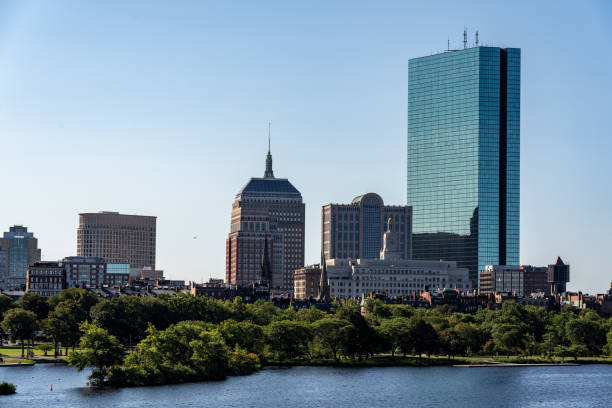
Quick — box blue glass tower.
[407,46,520,286]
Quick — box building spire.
[259,235,272,286]
[264,122,274,178]
[318,251,330,301]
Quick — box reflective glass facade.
[407,47,520,285]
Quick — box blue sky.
[0,1,610,293]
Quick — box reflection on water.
[1,363,611,407]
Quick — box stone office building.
[77,211,156,276]
[322,193,412,261]
[226,145,305,290]
[26,261,67,297]
[327,221,470,299]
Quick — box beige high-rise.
[226,147,305,290]
[77,212,156,271]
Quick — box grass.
[0,344,74,357]
[266,355,612,368]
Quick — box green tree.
[109,321,231,386]
[0,294,14,318]
[219,320,265,356]
[41,316,71,357]
[313,318,354,361]
[16,292,49,320]
[67,322,124,386]
[296,307,327,323]
[566,317,606,356]
[49,300,83,354]
[378,317,410,357]
[408,317,438,357]
[265,320,313,361]
[1,308,39,357]
[603,329,612,356]
[491,323,526,356]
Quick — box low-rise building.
[479,265,524,296]
[327,223,471,299]
[294,264,321,300]
[104,263,130,286]
[26,261,67,297]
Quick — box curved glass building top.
[407,46,520,286]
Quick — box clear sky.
[1,1,610,293]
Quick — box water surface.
[1,363,610,407]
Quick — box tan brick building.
[226,147,304,290]
[77,212,156,273]
[294,264,321,300]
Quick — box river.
[1,363,611,407]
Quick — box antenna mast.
[268,121,271,153]
[463,28,467,49]
[475,30,479,46]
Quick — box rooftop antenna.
[475,30,479,46]
[463,28,467,49]
[268,121,271,153]
[447,36,450,51]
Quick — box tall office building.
[0,225,42,290]
[226,146,305,290]
[77,212,156,274]
[407,45,520,285]
[322,193,412,261]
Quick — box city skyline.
[1,1,611,293]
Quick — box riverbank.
[265,355,612,368]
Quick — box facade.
[322,193,412,261]
[63,256,106,287]
[407,46,520,286]
[522,265,550,295]
[327,226,471,299]
[140,267,164,281]
[226,146,305,290]
[26,261,67,297]
[104,263,130,286]
[77,211,156,273]
[294,264,321,300]
[0,226,42,290]
[548,256,569,294]
[62,256,129,288]
[479,265,523,296]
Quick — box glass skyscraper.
[407,46,520,285]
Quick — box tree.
[16,292,49,320]
[313,318,354,361]
[1,308,38,357]
[378,317,410,357]
[67,322,124,386]
[0,294,14,318]
[41,316,71,357]
[265,320,313,361]
[49,300,83,354]
[219,320,265,356]
[109,321,230,386]
[491,323,525,357]
[566,317,606,356]
[408,317,438,357]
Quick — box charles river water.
[1,364,611,407]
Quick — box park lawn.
[0,344,60,357]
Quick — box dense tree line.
[1,290,612,386]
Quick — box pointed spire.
[259,235,272,286]
[318,250,329,301]
[264,122,274,178]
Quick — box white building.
[327,219,471,299]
